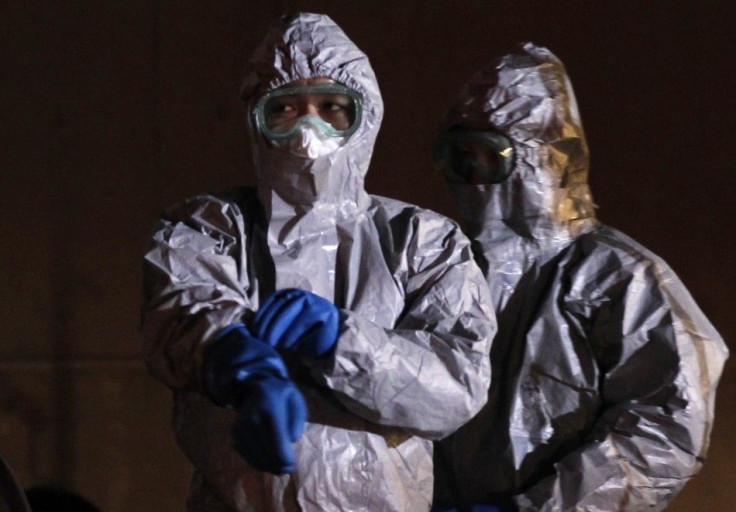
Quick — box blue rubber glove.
[231,376,307,474]
[202,323,290,407]
[201,323,307,474]
[252,288,342,357]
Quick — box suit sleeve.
[517,253,728,511]
[141,194,254,391]
[308,212,496,440]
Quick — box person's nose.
[303,101,320,116]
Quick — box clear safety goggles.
[433,128,516,184]
[254,83,363,141]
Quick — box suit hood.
[241,13,383,220]
[444,43,596,246]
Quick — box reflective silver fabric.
[433,43,729,512]
[141,13,495,512]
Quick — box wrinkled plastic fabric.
[141,13,495,512]
[432,43,729,512]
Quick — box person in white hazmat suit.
[431,43,729,512]
[141,13,496,512]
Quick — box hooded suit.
[433,43,728,512]
[141,13,495,511]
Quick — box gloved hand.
[202,323,290,407]
[231,376,307,474]
[252,288,342,357]
[201,323,308,474]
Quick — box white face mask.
[270,116,349,159]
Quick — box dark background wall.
[1,1,733,511]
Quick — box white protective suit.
[432,43,729,511]
[141,13,495,512]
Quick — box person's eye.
[322,102,344,112]
[271,103,295,114]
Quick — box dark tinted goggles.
[433,129,516,185]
